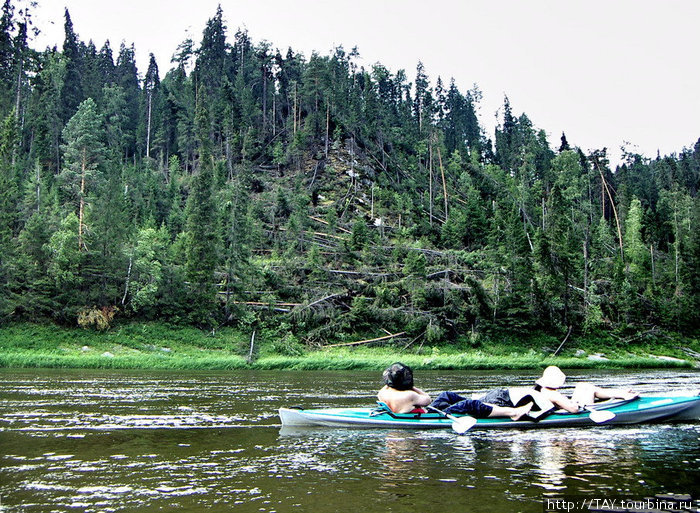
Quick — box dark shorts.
[479,388,514,407]
[430,391,494,418]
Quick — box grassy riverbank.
[0,323,698,371]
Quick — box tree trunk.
[272,94,276,137]
[596,163,624,263]
[292,83,298,136]
[437,146,448,220]
[146,92,152,158]
[262,68,268,131]
[122,255,132,305]
[12,51,23,167]
[428,143,433,226]
[79,148,86,251]
[35,163,41,213]
[325,102,330,158]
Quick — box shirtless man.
[377,362,532,420]
[534,365,639,413]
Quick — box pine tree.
[59,97,105,251]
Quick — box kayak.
[279,394,700,430]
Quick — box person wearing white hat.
[533,366,638,413]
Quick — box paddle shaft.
[427,406,477,433]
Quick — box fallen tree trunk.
[324,331,406,348]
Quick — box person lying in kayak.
[377,362,533,420]
[533,365,639,413]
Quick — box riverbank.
[0,323,697,371]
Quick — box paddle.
[583,406,616,423]
[427,406,477,434]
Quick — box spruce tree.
[143,53,160,159]
[0,110,18,317]
[60,9,83,123]
[184,87,220,325]
[0,0,14,112]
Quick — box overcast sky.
[31,0,699,166]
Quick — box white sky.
[31,0,700,166]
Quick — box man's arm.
[548,390,580,413]
[411,387,432,407]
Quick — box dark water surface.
[1,368,699,512]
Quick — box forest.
[0,3,698,352]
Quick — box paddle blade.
[588,409,616,423]
[452,415,477,434]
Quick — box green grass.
[0,322,696,371]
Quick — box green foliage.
[130,226,168,314]
[0,3,696,350]
[0,322,694,370]
[404,250,426,277]
[59,98,105,222]
[46,213,82,303]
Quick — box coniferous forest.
[0,4,698,349]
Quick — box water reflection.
[1,368,699,512]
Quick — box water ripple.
[1,368,699,513]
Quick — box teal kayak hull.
[279,394,700,430]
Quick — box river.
[0,368,699,512]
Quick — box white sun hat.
[536,366,567,389]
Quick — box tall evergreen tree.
[0,0,15,113]
[413,61,432,133]
[143,53,160,159]
[26,50,64,174]
[115,42,139,159]
[59,97,105,251]
[97,41,115,84]
[60,9,83,123]
[0,110,18,317]
[184,87,220,325]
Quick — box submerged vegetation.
[0,2,698,368]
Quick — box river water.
[0,368,699,513]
